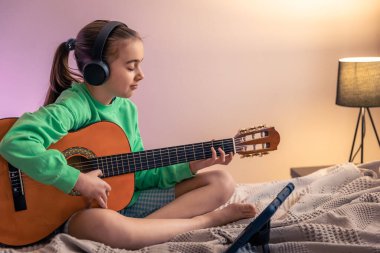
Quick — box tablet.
[225,182,295,253]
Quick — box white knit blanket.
[2,162,380,253]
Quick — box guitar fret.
[121,154,125,174]
[144,152,148,170]
[117,155,120,175]
[107,157,111,176]
[135,152,141,171]
[127,153,132,173]
[168,148,178,165]
[161,148,166,167]
[106,157,109,176]
[104,157,109,177]
[113,156,117,176]
[148,150,156,169]
[194,143,203,160]
[130,153,135,172]
[183,145,187,162]
[138,152,142,171]
[107,157,111,175]
[167,148,171,165]
[163,149,168,167]
[105,157,109,177]
[108,156,112,176]
[159,149,163,167]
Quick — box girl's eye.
[127,67,135,71]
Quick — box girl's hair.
[44,20,141,106]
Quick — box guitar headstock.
[234,125,280,158]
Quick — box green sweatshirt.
[0,83,193,206]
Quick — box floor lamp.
[336,57,380,163]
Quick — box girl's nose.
[136,68,144,81]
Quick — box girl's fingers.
[105,182,112,192]
[218,147,226,163]
[98,193,108,208]
[211,147,217,160]
[224,152,234,164]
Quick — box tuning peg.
[239,128,247,134]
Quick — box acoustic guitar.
[0,118,280,246]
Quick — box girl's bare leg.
[147,170,237,219]
[68,202,256,250]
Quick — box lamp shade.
[336,57,380,107]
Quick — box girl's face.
[102,38,144,100]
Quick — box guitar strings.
[68,139,236,168]
[71,144,236,174]
[68,135,245,168]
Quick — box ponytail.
[44,41,82,106]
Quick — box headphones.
[83,21,124,86]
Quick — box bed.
[1,161,380,253]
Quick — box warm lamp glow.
[339,57,380,63]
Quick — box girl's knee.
[209,170,235,186]
[67,209,139,249]
[206,170,236,201]
[68,209,118,240]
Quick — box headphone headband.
[92,21,123,61]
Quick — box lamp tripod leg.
[366,108,380,147]
[360,108,366,164]
[349,109,362,162]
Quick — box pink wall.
[1,0,379,183]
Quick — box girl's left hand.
[189,147,233,174]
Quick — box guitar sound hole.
[67,155,92,172]
[63,146,97,172]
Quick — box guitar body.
[0,119,134,246]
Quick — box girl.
[0,20,256,250]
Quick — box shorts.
[118,187,175,218]
[61,187,175,234]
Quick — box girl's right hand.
[72,170,112,208]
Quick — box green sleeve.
[0,103,82,193]
[132,115,194,191]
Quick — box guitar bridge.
[8,163,27,211]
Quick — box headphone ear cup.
[83,61,110,86]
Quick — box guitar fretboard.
[77,138,235,178]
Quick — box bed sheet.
[2,161,380,253]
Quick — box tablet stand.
[248,220,270,253]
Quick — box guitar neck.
[85,138,235,178]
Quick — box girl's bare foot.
[195,203,257,228]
